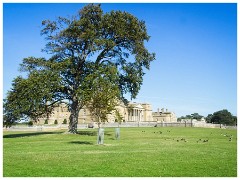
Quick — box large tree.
[4,4,155,133]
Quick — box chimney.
[161,108,164,112]
[166,109,168,112]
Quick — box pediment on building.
[128,102,144,109]
[135,104,144,109]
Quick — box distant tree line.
[205,109,237,126]
[177,113,204,121]
[178,109,237,126]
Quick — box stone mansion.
[38,101,177,124]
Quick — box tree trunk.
[68,100,80,134]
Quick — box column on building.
[136,109,138,122]
[140,110,142,121]
[138,109,140,121]
[134,109,135,121]
[129,109,131,121]
[128,109,130,121]
[131,109,133,121]
[132,109,134,121]
[130,109,132,121]
[133,109,135,121]
[134,109,136,121]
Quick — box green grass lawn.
[3,127,237,177]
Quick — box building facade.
[38,102,177,124]
[152,108,177,122]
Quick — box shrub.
[28,121,33,126]
[62,119,67,124]
[54,120,58,124]
[44,119,48,124]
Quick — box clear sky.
[3,3,237,117]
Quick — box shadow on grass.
[3,130,112,139]
[78,131,97,136]
[78,131,112,136]
[3,131,62,139]
[69,141,93,145]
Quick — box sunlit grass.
[3,127,237,177]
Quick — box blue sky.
[3,3,237,117]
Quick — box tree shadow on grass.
[77,131,112,136]
[69,141,93,145]
[77,131,97,136]
[3,130,112,139]
[3,131,63,139]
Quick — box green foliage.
[54,120,58,124]
[3,71,61,123]
[179,113,203,121]
[3,114,13,128]
[191,113,203,120]
[4,4,155,133]
[44,119,48,124]
[207,109,237,125]
[62,119,67,124]
[115,110,124,124]
[86,64,120,125]
[28,121,33,126]
[206,114,213,123]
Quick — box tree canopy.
[3,4,155,133]
[177,113,204,121]
[206,109,237,126]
